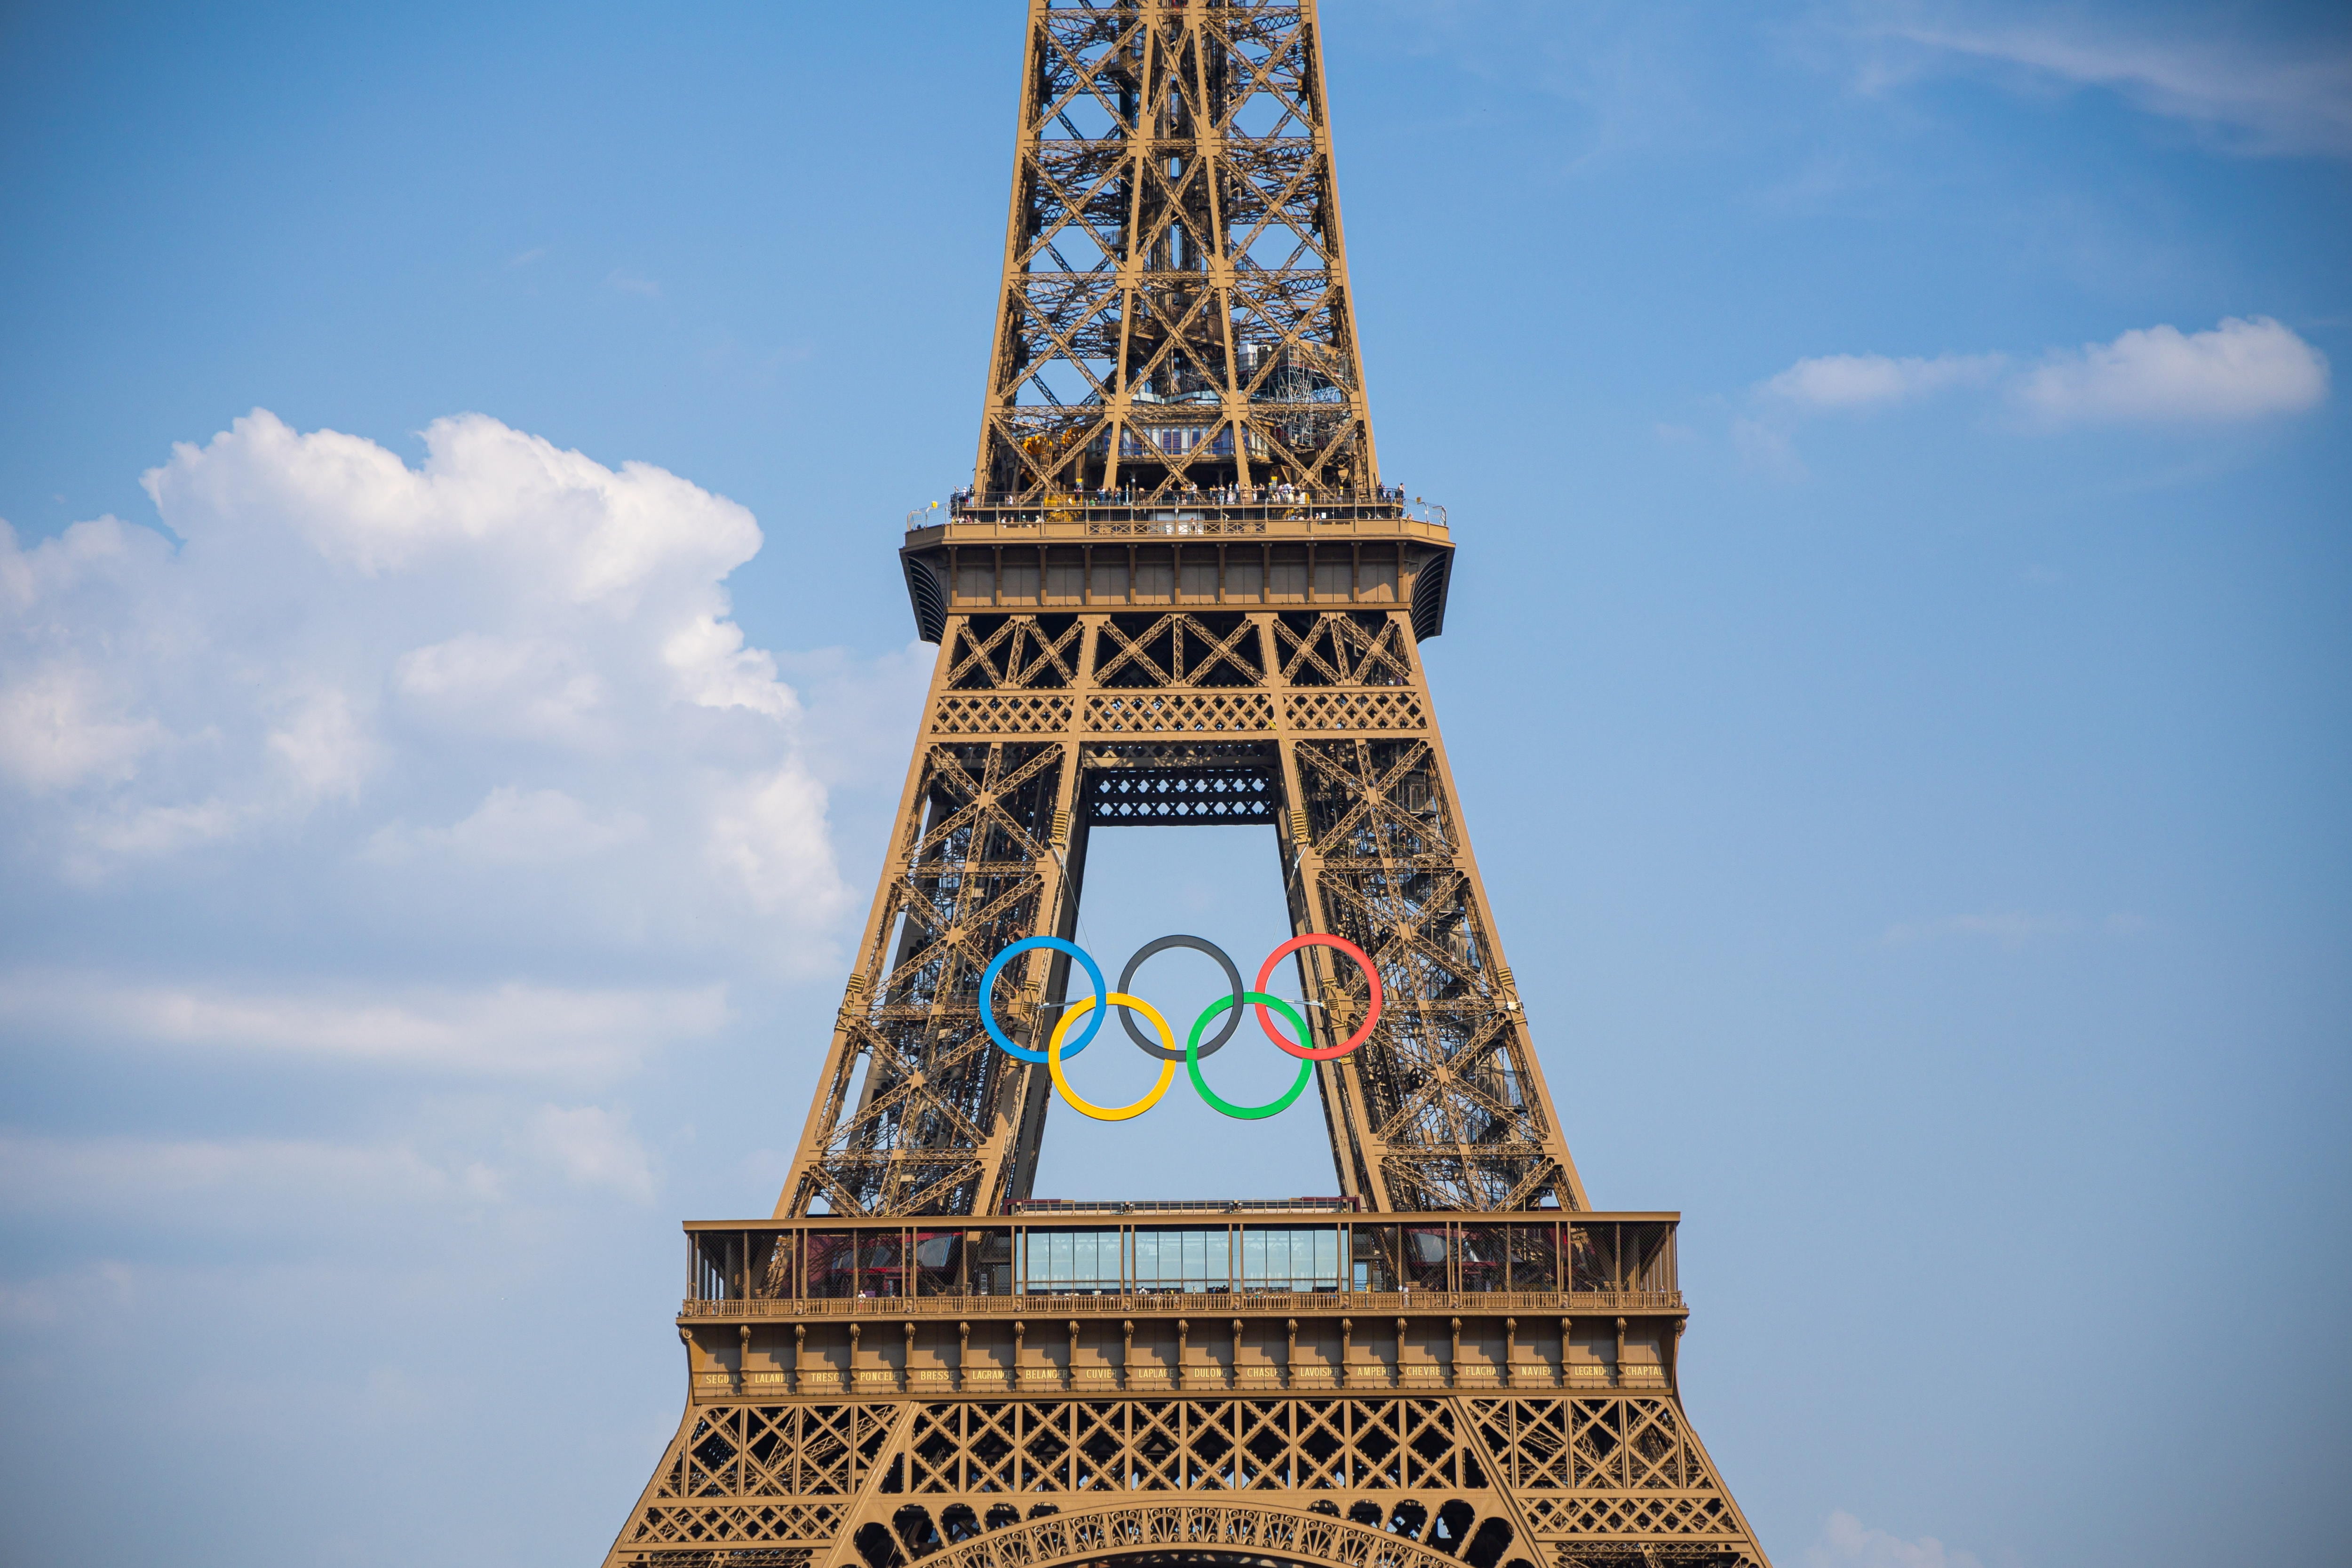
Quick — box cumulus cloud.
[0,409,941,1425]
[366,785,647,866]
[1764,351,2005,410]
[391,633,610,746]
[1804,1511,1986,1568]
[0,663,167,792]
[2012,315,2330,426]
[0,410,850,944]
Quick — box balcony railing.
[691,1359,1673,1400]
[1011,1196,1362,1214]
[907,493,1448,533]
[679,1288,1684,1320]
[683,1212,1680,1308]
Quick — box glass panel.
[969,1228,1015,1297]
[754,1231,795,1299]
[1456,1225,1507,1292]
[859,1231,906,1297]
[1501,1224,1560,1291]
[1020,1228,1122,1294]
[1568,1225,1613,1291]
[1240,1225,1343,1291]
[914,1231,961,1296]
[1349,1225,1401,1292]
[805,1230,858,1298]
[1623,1223,1675,1292]
[1402,1225,1450,1290]
[1132,1226,1232,1293]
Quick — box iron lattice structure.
[606,5,1770,1567]
[781,599,1588,1220]
[977,0,1374,501]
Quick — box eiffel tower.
[604,5,1771,1566]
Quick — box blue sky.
[2,3,2347,1566]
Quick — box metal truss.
[776,606,1584,1219]
[612,7,1772,1566]
[1085,767,1278,824]
[976,0,1378,503]
[790,739,1072,1219]
[608,1392,1766,1568]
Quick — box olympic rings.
[1254,934,1383,1060]
[977,936,1107,1064]
[1048,994,1177,1121]
[979,932,1385,1120]
[1118,934,1245,1060]
[1188,993,1314,1120]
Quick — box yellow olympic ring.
[1047,993,1176,1122]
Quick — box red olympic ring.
[1253,934,1383,1060]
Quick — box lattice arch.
[608,1396,1768,1568]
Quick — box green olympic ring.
[1187,992,1315,1121]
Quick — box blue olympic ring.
[976,936,1108,1064]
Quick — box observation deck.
[898,495,1456,643]
[675,1209,1685,1405]
[908,493,1450,541]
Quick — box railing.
[689,1214,1681,1305]
[694,1361,1673,1400]
[906,493,1448,532]
[693,1363,1674,1399]
[679,1289,1683,1320]
[1011,1213,1364,1222]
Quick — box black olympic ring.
[1117,934,1245,1062]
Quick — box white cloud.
[1750,318,2328,459]
[0,409,853,951]
[0,662,167,791]
[664,613,801,718]
[1732,415,1808,480]
[1764,351,2005,410]
[266,682,375,801]
[392,633,609,747]
[707,764,843,915]
[0,1109,657,1228]
[76,796,240,856]
[1877,16,2352,159]
[0,1261,136,1327]
[0,971,727,1078]
[521,1104,655,1202]
[2013,315,2330,426]
[135,406,765,607]
[1804,1510,1986,1568]
[367,785,646,866]
[0,1131,505,1223]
